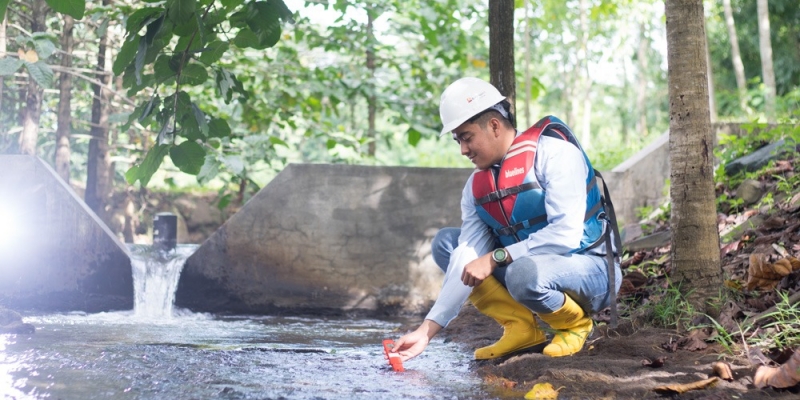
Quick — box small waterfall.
[128,244,198,319]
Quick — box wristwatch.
[491,248,510,267]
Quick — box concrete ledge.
[0,156,133,312]
[176,164,471,315]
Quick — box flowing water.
[0,246,487,399]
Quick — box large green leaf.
[126,7,163,34]
[0,0,10,21]
[25,61,54,87]
[137,144,170,187]
[208,117,231,138]
[167,0,196,24]
[222,155,244,175]
[179,63,208,86]
[197,154,220,185]
[45,0,84,19]
[113,35,140,76]
[198,40,229,65]
[170,140,206,175]
[0,57,23,76]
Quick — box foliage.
[751,291,800,351]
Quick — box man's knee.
[431,227,459,273]
[504,258,546,301]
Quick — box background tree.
[489,0,515,120]
[664,0,721,312]
[756,0,777,123]
[721,0,748,114]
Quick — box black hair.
[466,99,516,129]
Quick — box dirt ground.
[439,305,799,400]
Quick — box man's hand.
[461,252,496,287]
[392,320,442,362]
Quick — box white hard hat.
[439,77,506,136]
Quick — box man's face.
[452,119,501,170]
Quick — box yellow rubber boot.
[469,276,547,360]
[537,295,594,357]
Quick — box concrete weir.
[176,164,471,315]
[0,156,133,312]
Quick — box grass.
[646,280,696,331]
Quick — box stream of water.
[0,245,487,399]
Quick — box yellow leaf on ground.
[525,382,561,399]
[653,377,718,394]
[712,361,734,381]
[18,48,39,63]
[754,349,800,389]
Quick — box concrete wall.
[0,156,133,312]
[602,131,670,226]
[176,164,472,315]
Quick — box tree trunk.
[366,5,376,157]
[635,23,649,137]
[523,0,531,128]
[55,15,74,182]
[578,0,591,149]
[665,0,721,313]
[705,27,717,123]
[18,0,48,156]
[722,0,748,113]
[756,0,777,123]
[489,0,516,124]
[85,0,112,220]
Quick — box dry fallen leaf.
[653,377,719,394]
[641,356,667,368]
[711,361,734,381]
[483,374,517,389]
[746,254,800,291]
[525,382,562,399]
[18,48,39,63]
[754,349,800,389]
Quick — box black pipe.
[153,212,177,252]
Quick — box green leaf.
[170,140,206,175]
[0,57,23,76]
[126,7,164,34]
[215,68,235,103]
[113,35,141,76]
[137,144,170,186]
[232,28,262,49]
[25,61,54,87]
[326,139,336,149]
[192,104,209,136]
[198,40,229,65]
[408,128,422,146]
[245,2,282,49]
[268,136,288,147]
[134,38,148,85]
[153,55,177,84]
[45,0,84,19]
[222,155,244,175]
[208,117,231,138]
[32,37,56,59]
[179,63,208,86]
[140,94,161,123]
[167,0,196,25]
[0,0,11,21]
[125,165,140,185]
[220,0,244,10]
[197,154,220,184]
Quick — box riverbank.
[438,304,798,399]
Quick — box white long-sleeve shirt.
[425,135,593,327]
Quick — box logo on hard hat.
[466,97,474,103]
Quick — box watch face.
[493,248,507,263]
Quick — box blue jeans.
[432,227,622,314]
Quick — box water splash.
[127,244,198,320]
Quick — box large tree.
[18,0,49,156]
[665,0,722,312]
[489,0,515,121]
